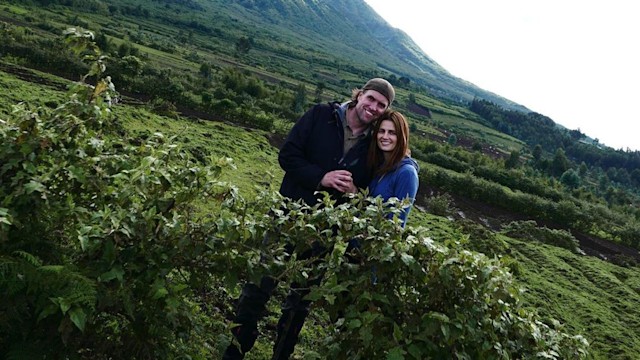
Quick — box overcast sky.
[364,0,640,151]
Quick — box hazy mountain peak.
[217,0,526,110]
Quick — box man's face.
[354,90,389,126]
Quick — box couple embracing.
[223,78,419,359]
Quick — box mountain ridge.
[227,0,530,111]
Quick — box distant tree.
[569,128,584,140]
[447,133,457,146]
[560,169,581,189]
[117,55,144,79]
[408,93,416,104]
[201,92,212,106]
[199,62,212,80]
[550,148,569,176]
[235,36,253,56]
[505,150,520,169]
[117,41,139,57]
[578,161,588,177]
[606,167,618,183]
[532,144,543,162]
[598,174,610,191]
[313,81,325,103]
[398,76,410,86]
[220,67,243,92]
[292,83,306,114]
[244,76,266,98]
[631,168,640,186]
[147,69,185,102]
[94,32,111,53]
[613,167,632,186]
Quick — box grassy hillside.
[3,55,639,359]
[1,1,640,359]
[511,238,640,358]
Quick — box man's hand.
[320,170,356,193]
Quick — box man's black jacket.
[278,102,372,205]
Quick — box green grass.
[115,107,283,200]
[0,66,67,115]
[432,112,526,152]
[509,237,640,359]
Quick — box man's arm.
[278,105,329,191]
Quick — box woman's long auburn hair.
[367,110,411,177]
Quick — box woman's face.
[376,119,397,154]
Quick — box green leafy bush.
[0,28,232,358]
[294,196,589,359]
[424,192,455,217]
[424,151,470,173]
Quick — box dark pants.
[345,239,377,287]
[222,243,326,360]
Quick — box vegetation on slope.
[0,29,591,359]
[1,1,640,358]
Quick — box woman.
[366,110,419,227]
[344,110,419,282]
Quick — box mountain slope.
[211,0,528,111]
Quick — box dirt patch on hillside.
[0,62,70,91]
[431,188,640,265]
[267,132,287,150]
[407,102,432,118]
[572,231,640,264]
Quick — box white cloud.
[365,0,640,151]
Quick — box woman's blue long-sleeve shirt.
[368,157,419,227]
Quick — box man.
[223,78,395,360]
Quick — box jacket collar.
[338,101,371,137]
